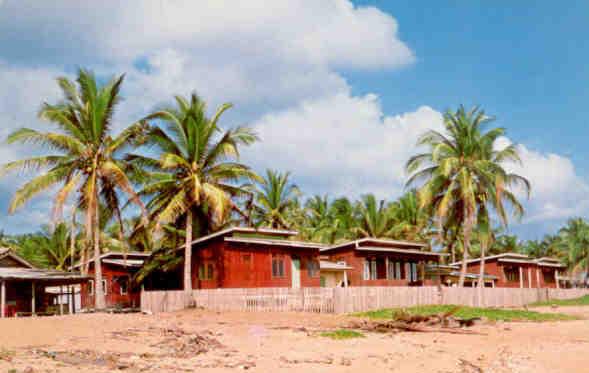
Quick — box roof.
[322,237,428,252]
[451,253,530,266]
[0,248,35,269]
[320,260,353,271]
[354,246,442,256]
[188,226,299,248]
[72,251,150,269]
[452,253,565,268]
[0,267,89,283]
[447,271,498,280]
[101,259,145,268]
[224,236,324,249]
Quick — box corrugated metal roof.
[0,267,89,282]
[320,261,353,271]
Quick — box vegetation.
[355,305,577,322]
[2,68,589,288]
[320,329,365,340]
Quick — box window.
[387,261,402,280]
[116,275,130,295]
[364,259,378,280]
[102,279,108,295]
[406,262,418,282]
[198,262,214,280]
[307,260,319,277]
[88,280,94,296]
[505,266,519,282]
[272,254,285,277]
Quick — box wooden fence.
[141,287,589,315]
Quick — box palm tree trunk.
[477,240,487,306]
[92,192,105,309]
[70,206,76,272]
[184,209,193,292]
[458,209,472,287]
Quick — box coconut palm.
[389,190,430,242]
[253,169,300,229]
[406,106,530,286]
[354,194,395,238]
[559,218,589,277]
[2,70,148,308]
[130,93,258,291]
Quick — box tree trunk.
[477,240,487,307]
[184,209,193,292]
[70,206,76,272]
[458,209,472,287]
[93,193,105,309]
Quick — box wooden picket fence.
[141,286,589,315]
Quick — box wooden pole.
[519,267,524,289]
[1,280,5,318]
[343,271,348,288]
[528,268,532,288]
[536,268,541,289]
[59,286,64,315]
[31,282,36,315]
[556,270,560,289]
[68,286,73,314]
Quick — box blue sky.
[0,1,587,240]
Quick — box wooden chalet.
[0,248,87,318]
[426,264,498,287]
[187,227,323,289]
[453,253,566,288]
[319,259,353,287]
[76,251,150,309]
[320,238,442,286]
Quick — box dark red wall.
[325,247,439,287]
[191,239,320,289]
[467,260,558,288]
[81,263,140,308]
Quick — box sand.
[1,306,589,372]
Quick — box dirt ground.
[1,306,589,373]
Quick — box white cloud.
[0,1,413,69]
[247,93,444,198]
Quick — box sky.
[0,1,587,240]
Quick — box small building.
[453,253,565,288]
[187,227,323,289]
[320,238,442,286]
[0,248,87,317]
[77,251,150,309]
[319,259,352,287]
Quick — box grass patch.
[320,329,365,340]
[354,304,577,322]
[530,295,589,307]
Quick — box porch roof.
[321,237,428,252]
[101,259,145,268]
[0,267,89,284]
[320,260,353,271]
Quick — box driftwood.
[348,306,486,335]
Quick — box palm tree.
[130,93,259,291]
[2,69,147,308]
[389,190,430,242]
[253,169,299,229]
[559,218,589,279]
[354,194,395,238]
[406,106,530,286]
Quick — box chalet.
[187,227,323,289]
[77,251,150,309]
[0,248,87,317]
[320,238,442,286]
[453,253,566,288]
[426,264,498,287]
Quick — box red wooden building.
[78,252,150,309]
[188,227,322,289]
[1,248,87,317]
[320,238,442,286]
[453,253,565,288]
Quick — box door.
[291,258,301,288]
